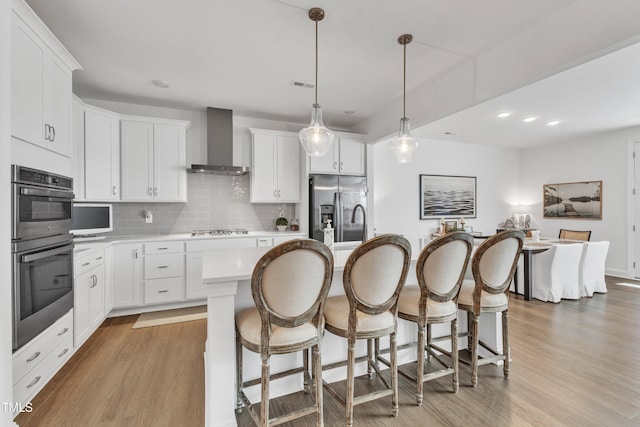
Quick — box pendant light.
[390,34,419,163]
[299,7,335,157]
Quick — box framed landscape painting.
[543,181,602,219]
[419,174,476,220]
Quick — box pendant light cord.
[402,41,407,119]
[315,18,319,105]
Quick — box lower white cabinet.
[12,310,74,415]
[143,241,185,304]
[112,243,144,308]
[74,249,106,347]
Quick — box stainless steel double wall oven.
[11,165,74,351]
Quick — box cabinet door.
[112,244,144,308]
[11,15,44,146]
[308,142,338,174]
[276,135,301,202]
[85,111,120,200]
[153,124,186,202]
[89,264,105,327]
[251,133,277,202]
[74,269,92,346]
[338,137,365,175]
[43,54,72,157]
[121,121,154,201]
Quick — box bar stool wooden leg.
[426,323,432,362]
[303,348,310,392]
[391,329,399,417]
[502,310,510,379]
[471,313,479,387]
[367,339,374,379]
[313,344,324,427]
[346,336,356,427]
[236,331,243,412]
[451,318,459,393]
[261,355,270,427]
[416,320,426,405]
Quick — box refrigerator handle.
[336,191,343,242]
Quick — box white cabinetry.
[250,129,301,203]
[74,250,106,347]
[121,118,188,202]
[143,241,185,305]
[12,310,73,414]
[112,243,144,308]
[84,108,120,200]
[309,134,366,175]
[10,0,81,158]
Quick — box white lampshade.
[299,104,335,157]
[390,117,418,163]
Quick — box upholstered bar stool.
[458,229,524,387]
[235,239,333,426]
[397,232,473,405]
[322,234,411,427]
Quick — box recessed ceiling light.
[497,112,512,118]
[546,120,561,126]
[152,79,170,88]
[343,110,356,115]
[522,116,537,123]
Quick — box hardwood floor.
[16,277,640,427]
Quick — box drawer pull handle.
[26,376,41,389]
[158,290,169,293]
[58,348,69,358]
[26,352,41,363]
[58,327,69,336]
[157,247,169,250]
[82,262,91,267]
[96,256,103,261]
[157,265,169,269]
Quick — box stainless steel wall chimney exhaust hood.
[188,107,249,175]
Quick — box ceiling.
[23,0,640,148]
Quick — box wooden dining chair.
[322,234,411,426]
[235,239,334,426]
[458,229,524,387]
[558,229,591,241]
[397,232,473,405]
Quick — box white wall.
[520,127,639,277]
[1,0,17,425]
[373,138,520,253]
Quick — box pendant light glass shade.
[299,103,335,157]
[391,33,419,163]
[391,117,418,163]
[299,7,334,157]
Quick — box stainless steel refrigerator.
[309,174,367,243]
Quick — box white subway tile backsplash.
[109,174,295,236]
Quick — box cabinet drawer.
[74,251,105,277]
[144,277,185,305]
[144,241,183,255]
[256,237,274,247]
[144,254,184,279]
[13,335,73,409]
[13,310,73,384]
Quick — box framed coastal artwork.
[419,174,477,220]
[543,181,602,219]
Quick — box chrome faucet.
[351,204,367,242]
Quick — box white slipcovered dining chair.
[458,229,524,387]
[579,241,609,296]
[532,243,584,302]
[322,234,411,427]
[397,232,473,405]
[235,239,334,427]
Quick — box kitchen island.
[202,245,504,427]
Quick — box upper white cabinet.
[84,107,120,201]
[309,134,366,175]
[121,117,189,202]
[250,129,301,203]
[10,0,81,158]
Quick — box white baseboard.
[107,299,207,318]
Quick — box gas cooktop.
[190,229,249,237]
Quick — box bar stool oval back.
[457,229,524,387]
[235,239,334,426]
[397,231,474,405]
[322,234,411,427]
